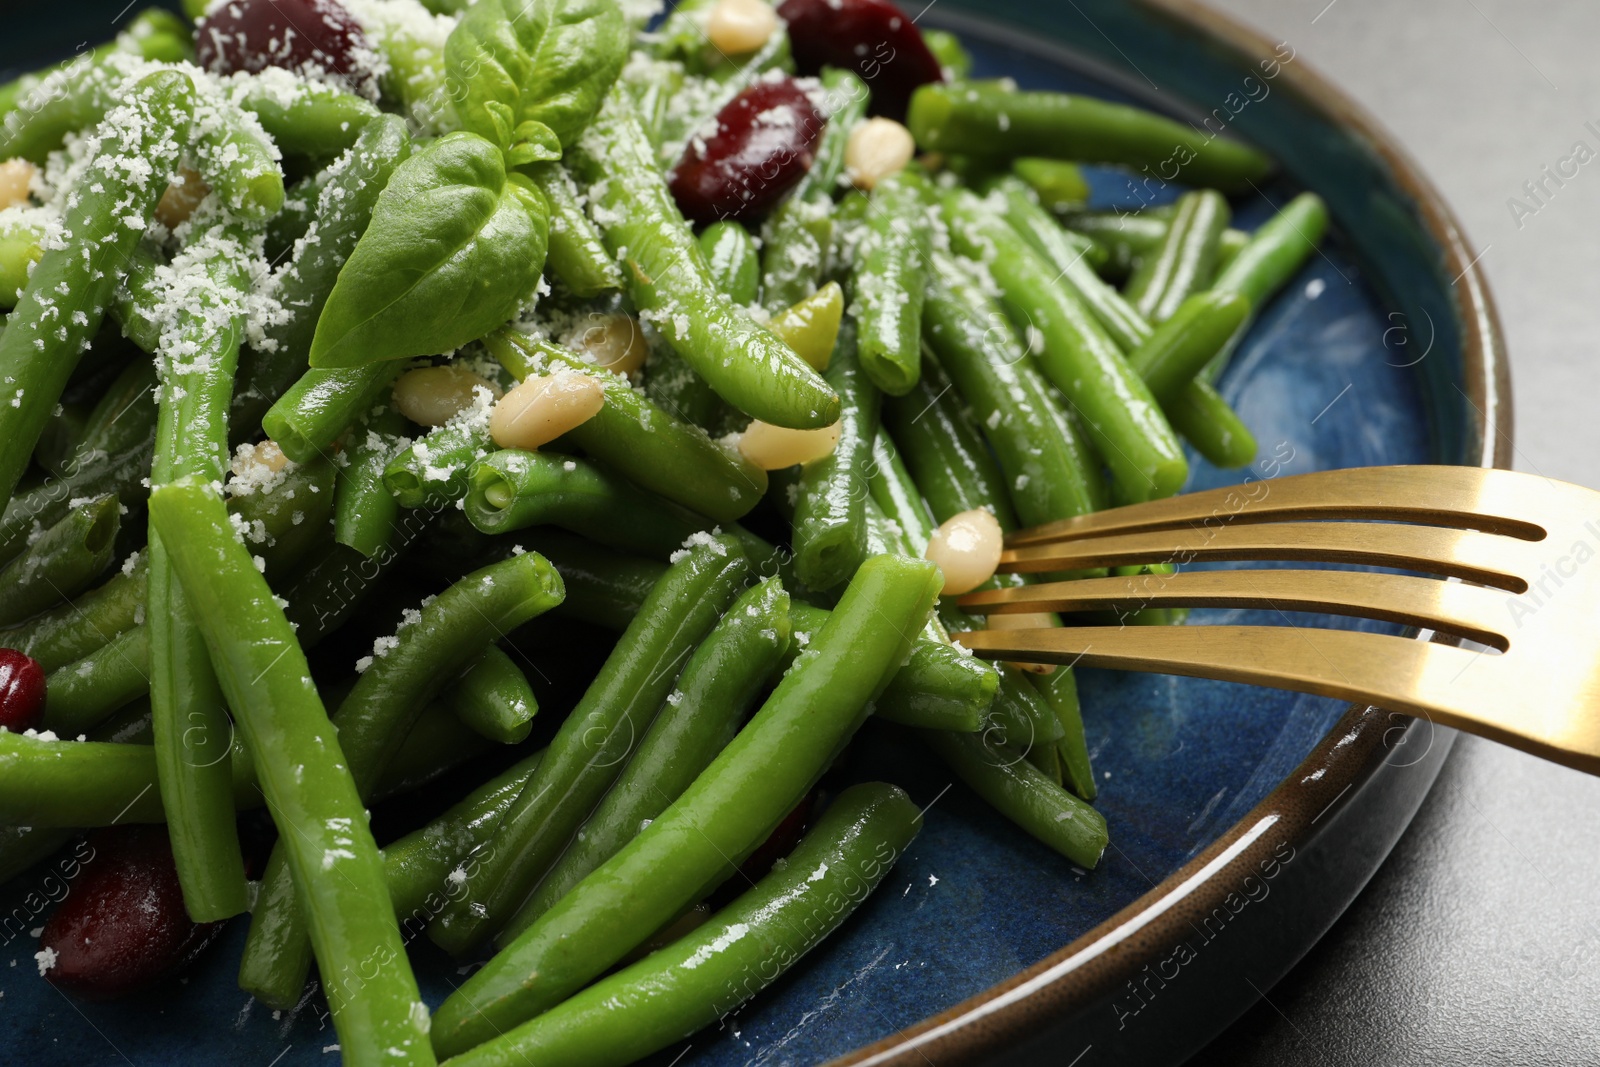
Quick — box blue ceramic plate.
[0,1,1507,1064]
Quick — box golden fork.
[955,465,1600,775]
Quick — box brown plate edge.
[829,1,1512,1064]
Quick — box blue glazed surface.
[0,6,1448,1066]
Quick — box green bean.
[263,363,406,464]
[1031,665,1096,802]
[0,218,42,310]
[235,116,413,437]
[882,356,1018,530]
[699,221,761,305]
[792,67,870,204]
[925,252,1105,525]
[942,610,1065,747]
[389,750,542,936]
[371,701,495,802]
[1164,379,1257,469]
[191,101,285,222]
[0,554,145,672]
[759,195,834,312]
[524,162,623,298]
[768,280,844,372]
[1012,157,1090,211]
[231,79,379,159]
[1125,189,1230,324]
[147,478,434,1067]
[923,28,974,80]
[335,407,408,557]
[144,223,257,922]
[465,450,707,556]
[1062,210,1249,281]
[228,453,339,577]
[1127,290,1251,401]
[0,71,192,511]
[505,577,792,936]
[1211,192,1329,311]
[945,190,1187,501]
[431,552,940,1054]
[446,782,921,1067]
[853,168,931,395]
[447,645,537,745]
[384,417,491,509]
[34,403,91,474]
[41,625,150,737]
[908,81,1273,192]
[571,89,839,430]
[263,175,321,265]
[427,535,751,958]
[0,495,119,627]
[792,323,877,590]
[992,178,1150,353]
[239,552,567,1005]
[278,541,408,648]
[484,330,768,522]
[658,25,793,156]
[922,727,1106,868]
[620,54,685,150]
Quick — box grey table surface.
[1180,1,1600,1063]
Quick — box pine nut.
[706,0,778,55]
[845,118,916,191]
[393,365,499,428]
[736,419,842,470]
[571,311,649,376]
[925,508,1002,595]
[232,439,290,480]
[490,371,606,451]
[0,159,36,211]
[154,167,210,230]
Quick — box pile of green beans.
[0,3,1337,1061]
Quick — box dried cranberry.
[196,0,379,99]
[39,827,223,1000]
[0,648,45,732]
[777,0,944,119]
[669,78,827,227]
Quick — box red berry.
[196,0,380,100]
[0,648,45,733]
[777,0,945,119]
[669,78,827,226]
[38,827,223,1000]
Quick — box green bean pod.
[148,479,434,1066]
[190,102,284,221]
[698,220,761,305]
[1127,290,1251,401]
[41,626,150,736]
[1211,192,1330,310]
[923,727,1107,868]
[446,645,538,745]
[925,252,1105,525]
[795,68,870,203]
[759,195,834,312]
[504,577,792,936]
[0,495,119,627]
[1031,665,1096,802]
[526,162,623,298]
[1164,379,1257,469]
[427,535,751,957]
[232,79,379,159]
[0,71,192,510]
[445,783,921,1067]
[263,364,405,464]
[792,324,878,590]
[1125,189,1231,324]
[852,169,932,395]
[908,81,1273,192]
[571,90,840,430]
[484,331,768,522]
[430,553,941,1056]
[145,223,257,922]
[464,450,707,557]
[334,407,408,558]
[383,417,491,509]
[945,190,1186,501]
[993,178,1150,353]
[235,116,413,436]
[0,218,43,310]
[1012,157,1090,211]
[0,554,145,672]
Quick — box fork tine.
[999,521,1530,592]
[955,625,1475,721]
[1005,466,1547,547]
[959,569,1512,650]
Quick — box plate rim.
[830,1,1512,1064]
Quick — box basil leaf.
[444,0,629,157]
[307,132,550,370]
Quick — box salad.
[0,0,1327,1063]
